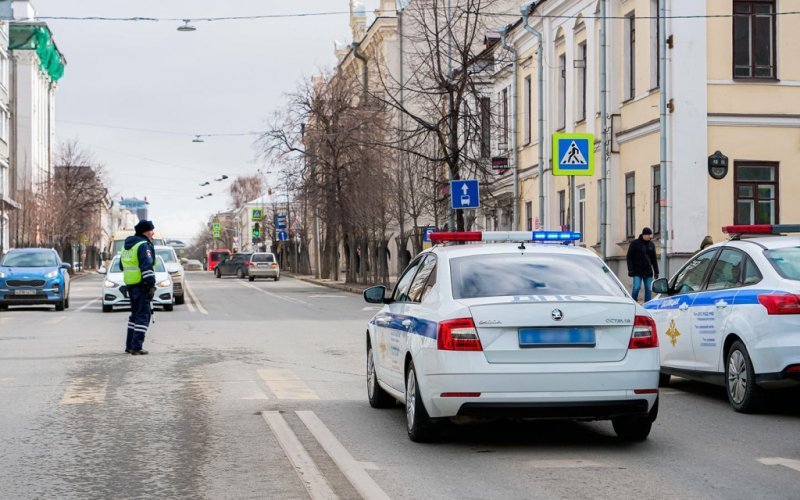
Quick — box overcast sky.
[34,0,379,241]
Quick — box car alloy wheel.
[405,361,435,442]
[728,349,747,404]
[367,345,394,408]
[725,340,763,413]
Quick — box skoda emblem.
[551,309,564,321]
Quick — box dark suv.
[214,253,253,279]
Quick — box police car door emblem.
[551,309,564,321]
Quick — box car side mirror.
[364,285,390,304]
[651,278,670,295]
[61,263,72,271]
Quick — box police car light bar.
[429,231,582,243]
[722,224,800,235]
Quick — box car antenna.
[518,241,526,250]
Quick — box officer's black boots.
[130,349,149,355]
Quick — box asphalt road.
[1,272,798,499]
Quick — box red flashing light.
[722,225,773,234]
[629,315,659,349]
[440,392,481,398]
[429,232,482,243]
[758,294,800,315]
[437,318,483,351]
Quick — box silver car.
[247,252,280,281]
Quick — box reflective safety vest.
[121,241,146,285]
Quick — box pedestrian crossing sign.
[552,133,595,176]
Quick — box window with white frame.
[523,76,531,144]
[558,53,566,130]
[500,87,509,150]
[525,201,533,231]
[0,107,8,142]
[625,173,636,238]
[576,42,587,122]
[652,165,661,234]
[650,0,659,89]
[558,190,566,229]
[577,186,586,241]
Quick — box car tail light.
[785,364,800,373]
[634,389,658,394]
[758,294,800,314]
[629,315,659,349]
[249,262,256,268]
[437,318,482,351]
[271,263,278,269]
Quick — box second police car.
[646,224,800,413]
[363,231,660,442]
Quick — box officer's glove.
[146,286,156,301]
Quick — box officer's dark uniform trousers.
[126,282,153,352]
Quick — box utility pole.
[599,0,609,261]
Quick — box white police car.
[101,255,174,312]
[363,231,660,442]
[647,224,800,413]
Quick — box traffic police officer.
[121,220,157,355]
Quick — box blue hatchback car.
[0,248,71,311]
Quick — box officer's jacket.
[122,234,156,287]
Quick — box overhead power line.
[33,11,350,22]
[58,119,263,138]
[480,10,800,20]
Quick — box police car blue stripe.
[369,313,438,339]
[645,288,781,309]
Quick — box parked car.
[183,259,204,271]
[0,248,71,311]
[101,255,173,312]
[155,245,184,305]
[363,231,660,442]
[646,224,800,412]
[215,252,253,278]
[247,252,280,281]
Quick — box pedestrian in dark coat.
[121,220,157,355]
[626,227,659,302]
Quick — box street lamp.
[192,135,204,143]
[177,20,197,32]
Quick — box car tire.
[248,276,255,282]
[164,304,174,312]
[612,398,657,441]
[65,297,70,309]
[236,269,244,279]
[55,299,65,311]
[367,344,395,409]
[215,268,221,279]
[406,361,436,442]
[0,304,8,310]
[175,295,185,305]
[726,340,764,413]
[274,274,280,281]
[658,373,670,387]
[102,304,112,313]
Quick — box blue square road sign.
[450,180,480,209]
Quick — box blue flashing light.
[531,231,582,242]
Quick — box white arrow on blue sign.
[277,230,289,241]
[450,180,480,209]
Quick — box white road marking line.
[262,411,338,500]
[239,281,309,306]
[758,457,800,473]
[297,411,390,500]
[308,295,346,299]
[258,368,319,400]
[185,298,196,313]
[60,376,108,405]
[0,317,13,325]
[362,306,382,311]
[183,282,208,315]
[359,462,380,471]
[77,298,99,312]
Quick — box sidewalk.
[286,273,395,295]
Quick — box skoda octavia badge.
[551,309,564,321]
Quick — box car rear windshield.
[450,253,628,299]
[1,252,58,267]
[765,247,800,281]
[251,254,275,263]
[210,252,229,261]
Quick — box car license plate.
[518,328,596,348]
[258,263,268,267]
[14,289,36,295]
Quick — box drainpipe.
[521,2,545,229]
[600,0,608,261]
[658,0,668,277]
[352,41,368,103]
[499,25,519,230]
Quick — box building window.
[652,165,661,234]
[625,173,635,238]
[735,162,778,224]
[0,108,7,142]
[500,87,509,150]
[525,201,533,231]
[576,42,587,122]
[558,53,566,130]
[733,0,776,79]
[558,190,566,229]
[523,76,531,144]
[0,53,7,89]
[625,12,636,100]
[479,97,491,158]
[577,186,585,241]
[650,0,659,89]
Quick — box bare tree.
[228,175,264,210]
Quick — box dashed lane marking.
[297,411,390,500]
[307,295,346,299]
[60,375,108,405]
[527,459,610,469]
[257,368,319,400]
[77,298,99,313]
[262,411,338,500]
[0,317,12,325]
[758,457,800,473]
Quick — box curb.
[287,274,386,295]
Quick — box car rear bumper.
[0,287,64,306]
[248,269,279,278]
[415,349,660,418]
